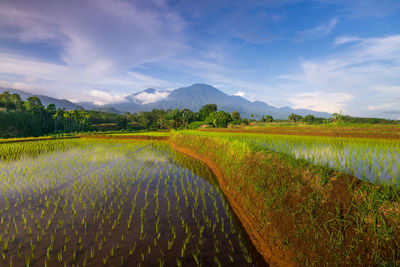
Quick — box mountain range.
[87,84,331,119]
[1,84,331,119]
[0,88,79,110]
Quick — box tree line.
[1,91,396,138]
[0,92,242,138]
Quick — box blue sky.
[0,0,399,118]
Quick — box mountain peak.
[142,88,157,93]
[125,88,170,104]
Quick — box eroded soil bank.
[170,132,400,266]
[169,140,292,266]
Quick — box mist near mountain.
[1,84,332,119]
[95,84,331,119]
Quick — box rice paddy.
[181,131,400,184]
[0,138,265,266]
[171,130,400,266]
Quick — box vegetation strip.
[82,135,169,141]
[169,138,292,266]
[200,126,400,140]
[170,131,400,266]
[0,136,78,144]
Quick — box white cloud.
[0,0,184,102]
[234,91,246,97]
[89,90,127,106]
[334,36,361,45]
[0,0,183,73]
[0,80,35,92]
[133,91,170,104]
[282,34,400,116]
[288,91,353,114]
[296,18,338,41]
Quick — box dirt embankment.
[82,135,169,141]
[169,133,400,266]
[169,140,294,267]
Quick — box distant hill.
[92,107,122,114]
[1,84,332,119]
[0,88,79,110]
[85,83,331,119]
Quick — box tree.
[181,109,198,128]
[0,91,15,111]
[199,104,217,120]
[265,115,273,122]
[46,104,57,115]
[232,110,241,125]
[25,96,44,113]
[304,115,315,124]
[11,93,24,111]
[116,116,128,130]
[53,108,65,132]
[288,113,303,123]
[206,111,232,128]
[332,110,345,123]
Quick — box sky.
[0,0,399,119]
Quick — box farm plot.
[0,139,265,266]
[184,131,400,184]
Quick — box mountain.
[125,88,171,104]
[92,107,122,114]
[94,84,331,119]
[0,88,79,110]
[1,84,332,119]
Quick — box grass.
[177,130,400,184]
[3,125,399,265]
[108,131,170,137]
[201,123,400,140]
[171,130,400,266]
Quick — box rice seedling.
[0,138,263,266]
[171,130,400,266]
[184,131,400,184]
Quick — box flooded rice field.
[237,134,400,184]
[0,139,266,266]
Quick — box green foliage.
[187,121,206,129]
[265,115,273,122]
[206,111,232,128]
[304,115,315,124]
[288,113,303,123]
[231,110,241,125]
[199,104,217,120]
[0,91,205,137]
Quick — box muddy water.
[0,139,267,266]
